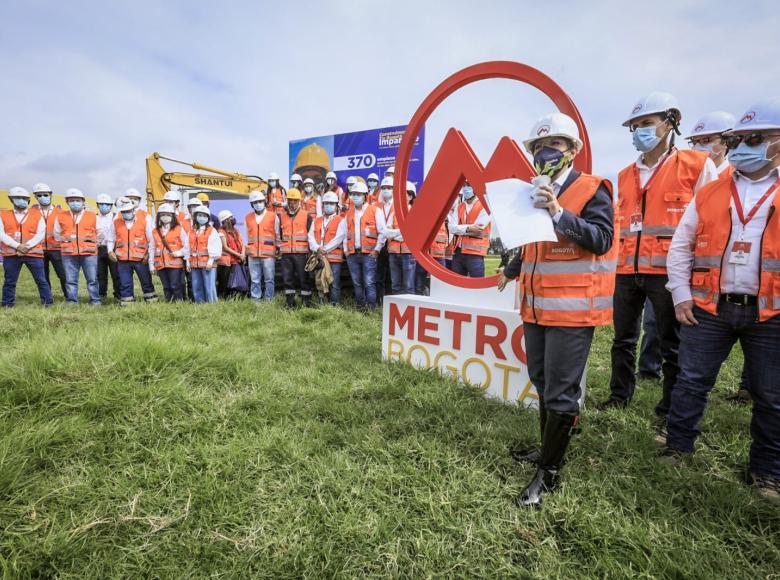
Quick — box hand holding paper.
[484,178,558,250]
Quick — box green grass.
[0,265,778,578]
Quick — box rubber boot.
[511,400,546,464]
[285,293,296,308]
[516,411,578,508]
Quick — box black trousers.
[524,322,595,414]
[43,249,67,297]
[97,246,120,299]
[609,274,680,416]
[375,247,390,304]
[280,254,312,295]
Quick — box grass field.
[0,264,778,578]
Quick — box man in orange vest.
[374,177,394,304]
[309,192,346,304]
[245,190,279,302]
[498,113,616,507]
[345,182,381,309]
[1,187,52,306]
[32,182,67,297]
[661,98,780,502]
[53,188,100,304]
[278,188,314,307]
[599,92,718,438]
[449,180,491,277]
[378,177,417,295]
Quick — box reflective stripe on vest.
[430,224,449,259]
[455,200,491,256]
[114,216,148,261]
[189,226,215,268]
[314,214,344,262]
[279,211,309,253]
[40,207,61,251]
[153,226,185,269]
[0,208,44,257]
[386,209,411,254]
[245,210,276,258]
[346,205,379,254]
[59,211,98,256]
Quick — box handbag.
[228,263,250,293]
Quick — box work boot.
[747,472,780,504]
[285,294,296,308]
[511,400,546,464]
[516,411,579,508]
[653,415,668,446]
[596,397,628,411]
[656,446,692,466]
[302,294,313,307]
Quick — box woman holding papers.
[498,112,616,508]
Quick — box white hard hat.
[290,173,302,182]
[193,205,211,216]
[218,209,234,224]
[268,172,279,180]
[186,197,202,207]
[32,183,52,194]
[367,173,379,181]
[406,181,417,194]
[326,171,337,180]
[9,186,31,199]
[351,182,368,194]
[346,176,357,185]
[65,188,85,199]
[623,92,681,126]
[381,176,393,187]
[322,192,339,204]
[686,111,736,139]
[303,177,314,185]
[157,203,176,214]
[116,197,135,212]
[728,98,780,133]
[125,188,142,198]
[96,193,113,205]
[163,190,181,203]
[523,112,582,153]
[387,166,395,174]
[249,190,267,203]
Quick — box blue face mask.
[252,202,266,212]
[533,146,571,177]
[37,195,51,206]
[461,186,475,200]
[728,140,778,173]
[121,211,135,221]
[98,203,112,214]
[196,214,210,225]
[351,194,364,206]
[12,198,29,210]
[323,204,337,216]
[632,126,662,152]
[367,180,378,188]
[67,200,84,212]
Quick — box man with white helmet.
[449,178,491,277]
[660,98,780,502]
[0,187,52,306]
[95,193,120,300]
[378,178,417,295]
[215,209,246,298]
[687,111,737,177]
[309,191,347,305]
[498,112,616,507]
[245,190,279,302]
[366,173,380,204]
[373,176,395,302]
[301,178,320,217]
[53,188,100,305]
[600,92,718,439]
[267,172,287,215]
[31,182,67,297]
[125,188,147,218]
[344,181,382,309]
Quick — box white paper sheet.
[485,178,558,249]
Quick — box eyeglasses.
[722,132,780,149]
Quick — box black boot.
[511,400,546,464]
[285,293,296,308]
[516,411,578,508]
[302,294,313,307]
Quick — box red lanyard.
[632,148,675,209]
[730,178,780,227]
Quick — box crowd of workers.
[2,92,779,506]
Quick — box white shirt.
[0,208,46,250]
[96,212,114,246]
[666,168,779,304]
[189,226,223,268]
[377,201,402,247]
[449,197,490,235]
[308,213,347,253]
[549,166,574,224]
[635,150,718,193]
[148,224,190,271]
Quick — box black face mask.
[533,146,571,177]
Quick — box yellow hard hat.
[196,192,210,202]
[294,143,331,172]
[286,188,302,201]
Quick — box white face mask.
[304,185,313,194]
[160,215,172,225]
[381,189,393,202]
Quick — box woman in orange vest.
[345,181,381,309]
[324,171,348,214]
[107,196,158,305]
[267,172,287,215]
[279,188,314,307]
[498,113,617,507]
[0,187,52,307]
[449,180,491,277]
[661,98,780,501]
[188,205,222,303]
[149,203,189,302]
[32,182,67,297]
[245,190,279,302]
[302,178,320,217]
[54,188,100,305]
[216,209,246,299]
[599,92,718,438]
[309,192,346,305]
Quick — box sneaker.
[653,418,668,446]
[748,472,780,504]
[656,447,691,466]
[596,398,628,411]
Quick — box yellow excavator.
[145,152,267,209]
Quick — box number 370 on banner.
[333,153,376,170]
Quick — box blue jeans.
[62,254,100,304]
[666,303,780,479]
[117,260,157,302]
[451,251,484,277]
[191,267,217,303]
[157,268,185,302]
[388,253,416,295]
[1,255,53,306]
[326,261,342,305]
[346,253,377,307]
[638,298,662,377]
[248,256,275,301]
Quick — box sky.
[1,0,779,196]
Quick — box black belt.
[721,294,758,306]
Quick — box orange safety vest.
[430,222,449,260]
[455,199,491,256]
[217,229,243,267]
[279,210,310,254]
[303,196,318,216]
[189,225,216,269]
[59,211,98,256]
[690,176,780,322]
[519,174,617,327]
[345,204,379,255]
[367,190,379,206]
[152,225,185,270]
[114,216,149,262]
[245,210,277,258]
[0,208,44,257]
[385,207,411,254]
[313,214,344,262]
[38,207,61,251]
[269,187,286,214]
[617,148,709,275]
[177,211,192,234]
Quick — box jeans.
[638,298,662,377]
[97,246,120,299]
[375,247,390,304]
[388,253,416,295]
[346,253,377,307]
[451,251,485,277]
[326,261,342,305]
[191,267,218,303]
[248,256,275,301]
[666,303,780,479]
[157,268,185,302]
[43,249,67,297]
[609,274,680,416]
[1,255,53,306]
[62,254,100,304]
[117,260,157,302]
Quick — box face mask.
[12,198,29,210]
[367,180,378,188]
[160,215,172,225]
[692,142,714,154]
[533,146,571,177]
[196,215,210,225]
[351,195,364,207]
[37,195,51,206]
[632,126,662,152]
[327,178,335,186]
[269,180,278,188]
[253,202,266,212]
[291,182,301,189]
[323,204,337,216]
[381,189,393,202]
[461,186,475,200]
[122,211,135,221]
[67,200,84,212]
[304,185,313,194]
[98,203,112,215]
[728,140,779,173]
